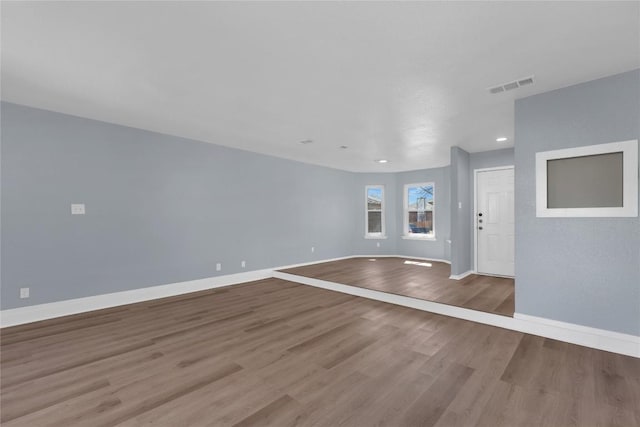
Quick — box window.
[403,182,435,239]
[365,185,385,238]
[536,139,638,217]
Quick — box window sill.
[402,235,436,241]
[364,235,388,240]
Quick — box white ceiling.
[2,1,638,172]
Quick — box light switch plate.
[71,204,86,215]
[20,288,29,298]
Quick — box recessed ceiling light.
[299,139,313,144]
[496,137,508,142]
[375,159,389,164]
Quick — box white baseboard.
[274,271,640,358]
[0,255,354,328]
[513,313,640,358]
[0,254,450,329]
[6,255,635,358]
[0,269,273,328]
[274,270,516,326]
[449,270,474,280]
[474,271,514,279]
[274,255,354,270]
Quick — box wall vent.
[488,75,535,94]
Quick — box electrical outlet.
[71,204,85,215]
[216,263,221,271]
[241,261,246,268]
[20,288,29,299]
[311,247,315,253]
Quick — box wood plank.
[280,256,515,316]
[231,394,302,427]
[397,362,475,427]
[1,278,638,426]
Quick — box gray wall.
[450,147,471,275]
[1,102,357,309]
[469,148,514,172]
[1,102,457,310]
[514,69,640,335]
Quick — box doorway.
[474,166,515,277]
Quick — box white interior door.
[476,168,515,277]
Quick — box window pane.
[367,187,382,211]
[405,182,434,237]
[407,185,433,211]
[407,211,432,234]
[368,211,382,233]
[547,152,623,208]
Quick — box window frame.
[535,140,638,217]
[365,185,387,239]
[402,182,436,240]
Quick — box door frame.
[473,165,515,276]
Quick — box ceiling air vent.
[518,77,534,86]
[503,81,519,91]
[488,75,535,94]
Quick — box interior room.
[1,2,639,426]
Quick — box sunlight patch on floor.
[403,260,432,267]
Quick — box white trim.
[274,270,517,327]
[0,255,355,328]
[3,255,637,357]
[365,184,386,238]
[473,165,515,275]
[535,140,638,217]
[0,269,273,328]
[403,181,436,240]
[513,313,640,358]
[274,271,640,358]
[473,271,514,279]
[270,255,354,271]
[1,255,444,329]
[401,235,436,241]
[449,270,474,280]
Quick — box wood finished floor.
[281,257,515,317]
[2,278,639,427]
